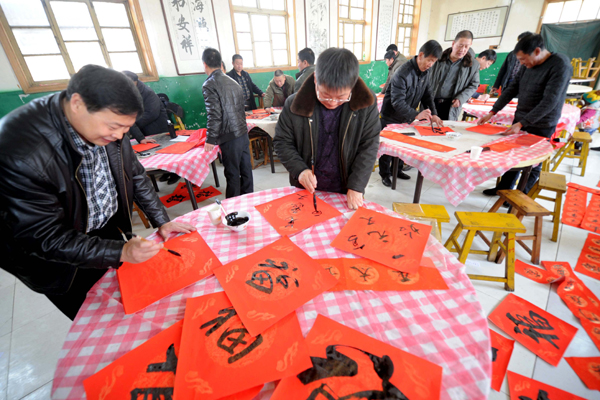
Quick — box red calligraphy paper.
[160,183,221,208]
[317,258,448,291]
[575,233,600,280]
[271,315,443,400]
[465,124,508,135]
[174,292,312,399]
[507,371,587,400]
[255,190,342,236]
[512,134,546,146]
[177,128,207,137]
[565,357,600,390]
[581,317,600,351]
[155,141,200,154]
[515,260,564,284]
[213,236,338,336]
[246,113,271,120]
[488,293,577,366]
[252,109,269,114]
[414,126,455,136]
[132,143,161,152]
[117,231,223,314]
[330,207,432,274]
[380,130,457,152]
[487,142,522,152]
[476,84,488,93]
[490,329,514,392]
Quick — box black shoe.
[501,201,510,208]
[483,188,498,196]
[402,164,413,171]
[591,147,600,151]
[158,173,171,182]
[382,177,392,187]
[167,174,180,185]
[397,171,411,180]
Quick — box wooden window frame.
[395,0,421,56]
[537,0,600,32]
[338,0,374,63]
[229,0,294,73]
[0,0,157,94]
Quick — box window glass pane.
[398,27,404,38]
[231,0,242,5]
[405,27,412,38]
[578,0,600,19]
[353,43,362,59]
[560,0,582,21]
[110,52,142,72]
[242,0,257,7]
[398,4,404,14]
[0,0,49,26]
[272,0,285,11]
[340,6,348,18]
[406,5,413,15]
[339,36,343,47]
[240,50,254,67]
[354,24,362,41]
[339,22,343,33]
[65,42,107,71]
[543,2,564,23]
[350,7,363,20]
[93,2,129,27]
[344,43,353,52]
[270,15,286,32]
[25,55,70,80]
[351,0,364,7]
[237,32,252,49]
[272,33,287,49]
[13,28,60,55]
[251,14,270,40]
[260,0,273,9]
[273,49,287,65]
[234,13,250,31]
[102,28,136,52]
[340,0,348,5]
[51,1,97,40]
[255,42,272,66]
[344,23,353,42]
[404,46,409,55]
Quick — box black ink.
[360,217,375,225]
[201,307,237,336]
[131,343,178,399]
[167,194,186,203]
[367,230,389,242]
[392,254,404,260]
[176,15,190,32]
[491,347,498,362]
[518,389,552,400]
[130,387,173,400]
[147,344,178,373]
[507,311,560,349]
[348,235,365,250]
[349,266,374,282]
[390,270,410,282]
[246,259,299,293]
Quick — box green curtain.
[541,20,600,60]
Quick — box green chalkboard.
[477,51,509,88]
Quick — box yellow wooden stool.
[528,172,567,242]
[444,211,526,291]
[550,130,592,176]
[393,203,450,238]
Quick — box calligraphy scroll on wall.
[305,0,329,57]
[375,0,394,60]
[160,0,220,74]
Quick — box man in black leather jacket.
[202,48,253,198]
[0,65,195,320]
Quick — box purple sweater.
[315,104,344,193]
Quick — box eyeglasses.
[316,89,352,104]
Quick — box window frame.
[229,0,295,73]
[395,0,421,56]
[538,0,600,32]
[338,0,374,63]
[0,0,158,94]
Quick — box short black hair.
[386,44,398,52]
[66,65,143,116]
[202,48,221,69]
[315,48,359,90]
[455,30,474,41]
[518,31,533,41]
[514,33,545,55]
[221,61,226,70]
[384,50,396,60]
[274,69,284,77]
[122,70,138,82]
[232,54,243,63]
[419,40,443,59]
[298,48,315,65]
[478,49,497,63]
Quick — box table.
[52,187,492,400]
[246,112,280,173]
[566,84,593,95]
[377,121,555,206]
[377,93,384,112]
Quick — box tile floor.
[0,144,599,400]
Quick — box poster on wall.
[305,0,329,58]
[160,0,220,75]
[375,0,395,60]
[444,6,509,41]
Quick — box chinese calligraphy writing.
[246,259,300,295]
[507,311,560,349]
[171,0,186,12]
[177,15,190,32]
[180,35,194,54]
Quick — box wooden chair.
[133,202,151,229]
[444,211,526,291]
[393,203,450,239]
[249,136,268,169]
[572,57,600,80]
[528,172,566,242]
[550,130,592,176]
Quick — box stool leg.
[438,223,443,240]
[581,141,589,177]
[444,224,463,253]
[458,230,476,264]
[551,142,573,172]
[488,231,503,261]
[552,192,563,242]
[505,233,516,292]
[528,183,541,200]
[489,197,505,213]
[532,216,543,264]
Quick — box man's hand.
[140,138,157,144]
[501,122,522,136]
[299,169,318,193]
[479,94,490,101]
[158,221,197,241]
[347,189,363,210]
[120,237,162,264]
[452,99,461,108]
[416,109,432,121]
[431,116,444,127]
[261,93,266,97]
[477,112,494,125]
[265,107,272,113]
[204,143,215,152]
[490,88,498,96]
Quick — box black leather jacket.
[203,70,248,145]
[0,92,170,295]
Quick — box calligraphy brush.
[311,165,318,213]
[429,116,443,134]
[132,234,181,257]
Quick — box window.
[0,0,156,93]
[230,0,289,68]
[396,0,420,56]
[338,0,372,61]
[542,0,600,24]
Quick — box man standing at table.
[227,54,264,111]
[428,30,480,121]
[478,34,571,195]
[295,48,316,92]
[264,69,295,111]
[491,31,533,95]
[378,40,444,187]
[0,65,195,320]
[203,48,254,199]
[274,48,380,210]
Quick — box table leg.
[391,157,399,190]
[149,174,159,192]
[516,166,532,193]
[211,161,220,188]
[413,170,424,203]
[266,135,275,173]
[185,179,198,210]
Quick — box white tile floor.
[1,143,599,399]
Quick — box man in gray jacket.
[428,30,480,121]
[294,48,316,92]
[381,49,408,95]
[274,48,380,210]
[202,48,253,198]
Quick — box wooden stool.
[393,203,450,238]
[550,130,592,176]
[249,136,267,169]
[528,172,566,242]
[444,212,526,291]
[133,202,150,229]
[489,190,551,265]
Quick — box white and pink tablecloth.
[377,122,554,206]
[52,187,491,400]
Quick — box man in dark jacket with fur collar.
[274,48,380,210]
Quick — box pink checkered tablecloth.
[377,93,384,112]
[377,122,554,206]
[138,146,220,188]
[52,187,491,400]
